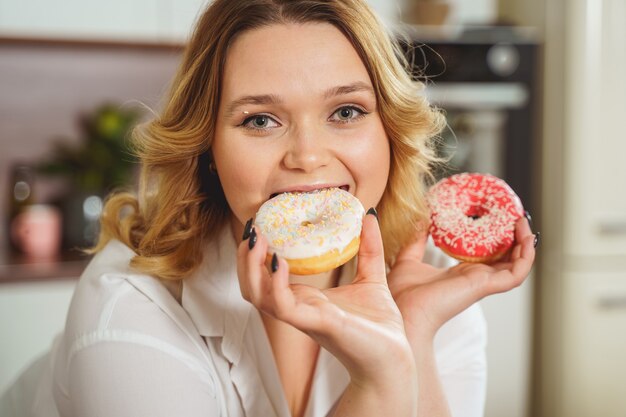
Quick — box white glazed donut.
[255,188,365,275]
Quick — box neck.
[231,215,246,243]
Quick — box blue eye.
[241,114,280,131]
[251,116,269,128]
[330,106,367,123]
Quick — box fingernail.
[248,227,257,250]
[242,218,253,241]
[366,207,378,221]
[271,253,278,273]
[534,232,541,248]
[524,211,533,230]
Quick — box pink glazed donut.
[427,173,524,263]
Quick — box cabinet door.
[561,271,626,417]
[564,0,626,257]
[168,0,210,42]
[0,0,162,41]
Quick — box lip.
[269,183,350,199]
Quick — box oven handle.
[425,82,529,110]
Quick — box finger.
[236,237,252,301]
[510,242,523,260]
[492,215,531,264]
[487,234,536,294]
[354,211,387,284]
[269,255,295,320]
[269,256,325,333]
[510,233,536,278]
[515,215,532,243]
[244,228,271,306]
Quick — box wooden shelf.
[0,250,89,284]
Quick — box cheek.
[213,137,270,220]
[345,125,390,205]
[366,141,391,200]
[213,138,257,217]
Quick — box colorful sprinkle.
[255,188,364,260]
[427,173,524,260]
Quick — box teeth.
[269,185,348,200]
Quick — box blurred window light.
[82,195,103,221]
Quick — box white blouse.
[7,226,487,417]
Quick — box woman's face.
[213,23,390,233]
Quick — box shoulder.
[55,240,213,383]
[62,240,182,340]
[51,240,222,414]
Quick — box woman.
[3,1,536,416]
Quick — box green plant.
[38,104,142,194]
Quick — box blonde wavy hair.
[93,0,445,280]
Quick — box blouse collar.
[182,225,253,364]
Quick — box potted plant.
[38,104,142,248]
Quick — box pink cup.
[11,204,62,260]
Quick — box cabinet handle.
[597,220,626,236]
[597,295,626,310]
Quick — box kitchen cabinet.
[0,0,207,43]
[562,0,626,257]
[0,279,76,394]
[560,271,626,417]
[539,0,626,416]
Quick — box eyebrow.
[224,81,375,117]
[224,94,283,118]
[322,81,375,100]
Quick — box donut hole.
[465,205,489,220]
[302,215,327,227]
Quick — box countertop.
[0,249,89,284]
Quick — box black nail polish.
[366,207,378,221]
[271,253,278,273]
[248,227,257,250]
[242,218,253,241]
[524,211,533,230]
[534,232,541,248]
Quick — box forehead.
[222,22,372,96]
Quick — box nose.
[282,124,331,173]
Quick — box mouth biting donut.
[427,173,524,263]
[255,187,365,275]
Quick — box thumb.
[394,226,428,265]
[354,209,386,284]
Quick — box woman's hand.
[237,213,417,416]
[388,216,537,343]
[387,216,536,417]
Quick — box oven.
[405,26,540,208]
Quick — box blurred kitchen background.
[1,0,625,416]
